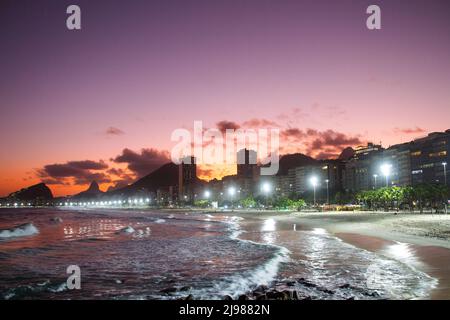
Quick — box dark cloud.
[216,120,240,133]
[112,148,170,178]
[107,168,126,176]
[105,126,125,135]
[241,118,279,128]
[72,172,111,185]
[216,119,278,132]
[67,160,108,170]
[36,160,110,186]
[279,127,363,159]
[310,130,362,150]
[40,178,70,186]
[281,128,306,140]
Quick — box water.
[0,209,437,300]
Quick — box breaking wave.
[0,223,39,239]
[191,215,290,299]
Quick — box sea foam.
[117,226,135,234]
[0,223,39,239]
[190,215,290,299]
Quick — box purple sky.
[1,0,450,196]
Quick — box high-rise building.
[343,130,450,192]
[286,161,344,201]
[178,156,197,200]
[237,149,258,180]
[383,143,412,187]
[343,143,384,192]
[288,165,324,195]
[276,175,294,198]
[320,160,345,194]
[409,131,449,186]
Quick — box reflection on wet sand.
[336,232,450,299]
[239,217,438,300]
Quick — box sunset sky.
[1,0,450,197]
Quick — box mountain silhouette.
[276,153,318,175]
[71,181,104,200]
[4,183,53,201]
[109,162,180,197]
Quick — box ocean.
[0,208,437,300]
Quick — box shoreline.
[223,210,450,300]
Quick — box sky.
[1,0,450,197]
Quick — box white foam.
[48,282,68,293]
[0,223,39,239]
[155,219,166,224]
[194,215,291,299]
[214,245,290,299]
[118,226,135,234]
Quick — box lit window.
[429,151,447,157]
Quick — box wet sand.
[336,233,450,300]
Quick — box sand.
[290,211,450,249]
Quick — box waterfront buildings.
[343,130,450,193]
[287,160,345,200]
[176,129,449,204]
[409,131,449,186]
[3,131,448,207]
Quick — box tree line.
[355,183,449,213]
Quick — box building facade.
[343,143,384,192]
[178,156,197,200]
[343,130,450,193]
[409,131,449,186]
[237,148,258,180]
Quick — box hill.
[4,183,53,201]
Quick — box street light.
[310,176,318,206]
[443,162,448,214]
[325,179,329,205]
[380,163,392,187]
[261,182,271,207]
[262,182,271,194]
[373,174,378,189]
[204,190,211,199]
[443,162,447,186]
[228,186,236,209]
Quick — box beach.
[227,210,450,299]
[1,208,449,300]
